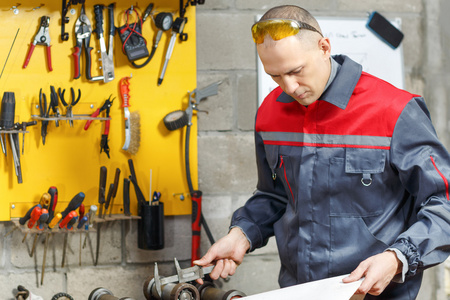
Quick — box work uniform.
[231,55,450,299]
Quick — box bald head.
[257,5,323,48]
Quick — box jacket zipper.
[430,155,449,201]
[279,155,295,204]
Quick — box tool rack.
[0,0,199,221]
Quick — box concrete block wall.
[2,0,450,299]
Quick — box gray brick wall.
[2,0,450,299]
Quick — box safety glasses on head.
[251,18,323,44]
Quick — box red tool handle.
[72,45,82,79]
[59,210,78,229]
[46,45,53,71]
[119,77,131,108]
[191,190,202,265]
[79,203,85,219]
[27,206,42,229]
[23,44,36,69]
[104,119,110,135]
[84,108,101,130]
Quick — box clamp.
[23,16,52,71]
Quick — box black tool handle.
[84,41,94,80]
[104,183,114,211]
[98,166,107,204]
[142,3,154,22]
[0,92,15,129]
[108,3,115,36]
[61,192,85,219]
[128,159,147,205]
[112,168,121,198]
[123,178,131,216]
[94,5,104,38]
[46,186,58,224]
[19,204,39,225]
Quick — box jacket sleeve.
[390,96,450,278]
[230,130,288,252]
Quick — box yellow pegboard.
[0,0,198,220]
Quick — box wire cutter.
[73,4,94,80]
[58,87,81,127]
[84,96,114,158]
[23,16,52,71]
[39,88,49,145]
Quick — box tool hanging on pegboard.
[61,0,85,41]
[163,81,221,264]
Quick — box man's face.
[257,35,331,106]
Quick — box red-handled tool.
[84,96,114,158]
[23,16,52,71]
[191,190,202,265]
[59,211,78,229]
[28,206,42,229]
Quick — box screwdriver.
[46,186,58,224]
[77,215,88,266]
[108,168,121,217]
[22,205,43,243]
[30,208,49,257]
[41,212,61,285]
[61,192,85,219]
[60,210,78,268]
[83,205,97,249]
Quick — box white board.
[257,16,404,105]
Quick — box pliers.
[84,96,114,158]
[73,4,93,80]
[23,16,52,71]
[39,88,49,145]
[58,87,81,127]
[49,86,61,127]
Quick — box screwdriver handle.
[123,178,131,216]
[66,216,78,230]
[88,205,98,228]
[37,208,49,230]
[79,203,85,219]
[77,216,88,229]
[39,193,51,209]
[28,206,43,229]
[19,204,40,225]
[47,186,58,224]
[48,212,62,229]
[61,192,85,219]
[59,211,77,229]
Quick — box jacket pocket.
[329,216,389,276]
[330,148,387,217]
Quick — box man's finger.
[343,265,367,283]
[209,259,224,280]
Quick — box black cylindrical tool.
[0,92,15,129]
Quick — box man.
[194,5,450,299]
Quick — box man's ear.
[318,37,331,57]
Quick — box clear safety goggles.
[251,18,323,44]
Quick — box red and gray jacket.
[231,55,450,299]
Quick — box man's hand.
[193,227,250,284]
[342,251,403,296]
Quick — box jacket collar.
[277,55,362,110]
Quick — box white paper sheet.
[241,274,363,300]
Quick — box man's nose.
[282,76,298,95]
